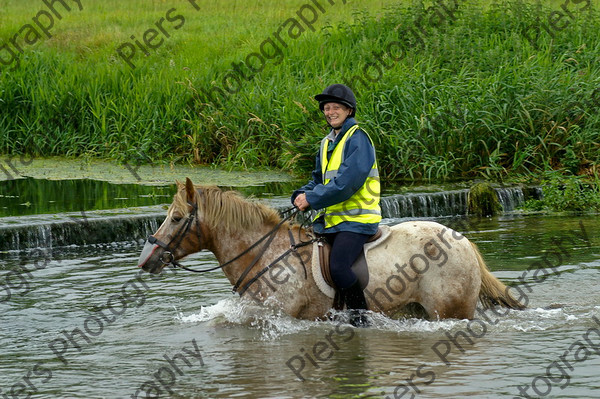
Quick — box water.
[0,177,301,217]
[1,213,599,398]
[0,181,540,251]
[0,177,538,219]
[0,178,175,217]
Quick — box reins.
[149,200,316,295]
[235,229,314,296]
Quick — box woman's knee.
[330,261,356,287]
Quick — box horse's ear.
[185,177,196,203]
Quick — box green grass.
[1,0,599,182]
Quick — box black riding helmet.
[314,84,356,117]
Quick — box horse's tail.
[471,242,526,310]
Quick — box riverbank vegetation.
[1,0,599,184]
[521,173,600,213]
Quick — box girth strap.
[288,229,308,281]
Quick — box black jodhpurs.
[321,231,371,289]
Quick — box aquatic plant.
[467,182,502,217]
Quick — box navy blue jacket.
[291,117,379,235]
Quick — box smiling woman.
[291,84,382,326]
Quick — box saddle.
[317,227,388,292]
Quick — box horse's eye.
[171,216,182,223]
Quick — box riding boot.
[332,290,345,311]
[340,280,371,327]
[326,289,346,322]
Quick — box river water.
[1,208,599,398]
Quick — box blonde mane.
[172,183,282,232]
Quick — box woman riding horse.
[138,179,525,323]
[292,84,380,327]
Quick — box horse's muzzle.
[138,240,160,271]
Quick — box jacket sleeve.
[304,130,375,210]
[291,150,323,204]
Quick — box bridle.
[147,200,206,271]
[146,198,315,296]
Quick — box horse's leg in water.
[419,293,479,320]
[416,269,481,320]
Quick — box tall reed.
[1,0,598,181]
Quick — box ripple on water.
[174,288,600,341]
[1,214,599,398]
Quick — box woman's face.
[323,102,352,129]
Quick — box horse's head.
[138,177,205,274]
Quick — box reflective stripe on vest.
[316,124,381,228]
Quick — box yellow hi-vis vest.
[316,124,381,229]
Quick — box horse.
[137,178,524,321]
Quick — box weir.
[381,186,542,218]
[0,209,163,252]
[0,187,542,251]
